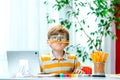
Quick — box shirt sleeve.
[74,56,81,70]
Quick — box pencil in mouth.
[61,41,69,44]
[50,40,69,44]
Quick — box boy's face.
[47,33,69,51]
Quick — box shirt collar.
[50,51,68,60]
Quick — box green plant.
[44,0,120,61]
[66,44,91,62]
[86,0,120,51]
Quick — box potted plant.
[44,0,120,74]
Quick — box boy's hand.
[73,69,85,74]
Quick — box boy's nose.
[57,37,62,41]
[57,38,61,41]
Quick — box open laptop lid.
[7,51,40,75]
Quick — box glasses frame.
[50,35,67,41]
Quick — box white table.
[0,74,119,80]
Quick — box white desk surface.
[0,74,120,80]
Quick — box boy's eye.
[61,36,65,39]
[51,36,57,39]
[50,35,67,41]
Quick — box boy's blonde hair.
[48,25,69,40]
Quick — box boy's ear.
[47,39,50,45]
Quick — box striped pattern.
[39,52,81,74]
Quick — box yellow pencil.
[50,40,69,44]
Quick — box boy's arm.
[73,56,81,70]
[39,56,43,73]
[40,65,43,72]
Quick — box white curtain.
[0,0,41,76]
[0,0,10,76]
[103,24,116,74]
[9,0,40,50]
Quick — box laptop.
[7,51,40,75]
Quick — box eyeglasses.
[50,35,67,41]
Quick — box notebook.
[7,51,40,75]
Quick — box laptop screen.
[7,51,40,75]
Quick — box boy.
[39,25,84,74]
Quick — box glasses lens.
[50,35,67,41]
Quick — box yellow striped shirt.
[39,52,81,74]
